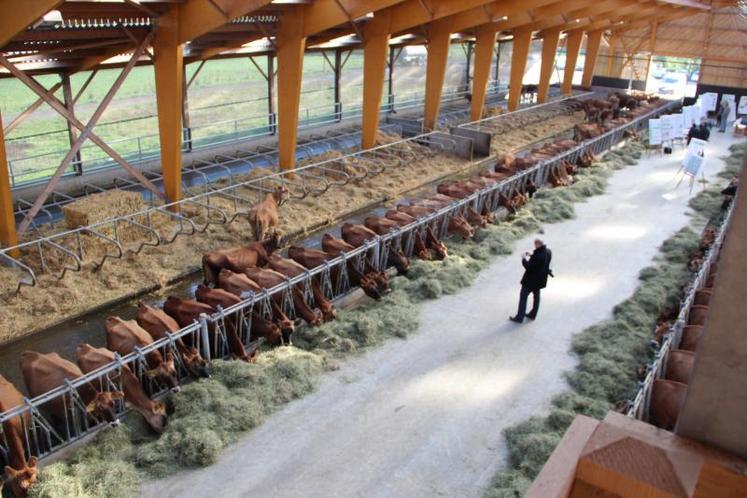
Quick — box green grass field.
[0,45,472,185]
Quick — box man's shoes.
[509,316,523,323]
[526,314,536,320]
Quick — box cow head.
[388,246,410,276]
[273,186,289,206]
[318,300,337,322]
[86,390,124,425]
[145,352,180,392]
[142,400,168,434]
[359,274,383,300]
[5,457,38,498]
[263,230,283,254]
[182,347,210,379]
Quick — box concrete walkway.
[143,132,740,498]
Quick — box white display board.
[671,113,685,136]
[683,106,699,131]
[701,92,718,112]
[661,114,675,141]
[683,154,704,177]
[648,118,662,145]
[738,96,747,115]
[683,137,707,167]
[722,94,737,122]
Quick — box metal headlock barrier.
[0,97,678,466]
[626,199,735,421]
[0,92,598,293]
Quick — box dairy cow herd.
[0,92,665,497]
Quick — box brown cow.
[243,267,323,327]
[1,375,37,498]
[76,344,167,434]
[447,214,475,240]
[105,317,180,392]
[680,325,704,352]
[343,222,410,275]
[248,186,287,241]
[320,232,391,291]
[267,254,336,322]
[20,351,123,425]
[384,210,447,260]
[201,232,282,286]
[693,289,711,306]
[688,304,709,326]
[218,269,296,344]
[163,296,259,360]
[664,349,696,384]
[195,284,280,348]
[136,303,209,379]
[649,379,688,431]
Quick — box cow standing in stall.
[105,317,180,392]
[1,375,38,498]
[136,303,210,379]
[248,186,287,241]
[163,296,261,360]
[20,351,124,426]
[202,232,282,286]
[76,344,167,434]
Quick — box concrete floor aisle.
[144,132,741,498]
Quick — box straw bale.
[62,190,145,229]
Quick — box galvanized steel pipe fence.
[0,98,677,466]
[626,199,735,421]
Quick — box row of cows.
[573,93,661,142]
[0,93,652,497]
[647,226,721,430]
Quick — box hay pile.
[62,190,145,229]
[28,138,651,497]
[484,141,745,498]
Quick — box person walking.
[687,122,699,145]
[510,239,553,323]
[718,99,731,133]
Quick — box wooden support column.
[507,28,532,112]
[562,29,583,94]
[0,111,18,255]
[423,17,453,131]
[581,29,603,88]
[537,28,560,103]
[361,11,391,149]
[153,6,184,205]
[470,25,497,121]
[60,73,82,174]
[276,6,305,170]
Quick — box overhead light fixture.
[498,15,508,21]
[575,18,581,23]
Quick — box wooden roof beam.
[0,0,64,49]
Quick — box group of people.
[686,98,735,145]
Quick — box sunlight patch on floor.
[585,223,648,241]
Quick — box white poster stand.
[648,118,662,145]
[738,96,747,115]
[661,115,675,141]
[676,137,707,193]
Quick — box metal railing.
[626,199,735,421]
[6,83,486,188]
[0,98,677,466]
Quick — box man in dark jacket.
[510,239,552,323]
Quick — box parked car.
[658,73,686,95]
[401,45,427,66]
[651,66,666,79]
[690,71,700,83]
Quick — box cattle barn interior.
[0,1,746,497]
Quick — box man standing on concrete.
[510,239,553,323]
[718,99,731,133]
